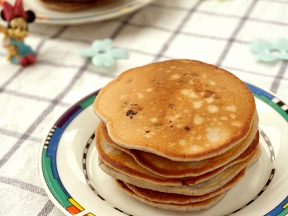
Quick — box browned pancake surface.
[94,60,256,161]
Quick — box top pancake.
[94,59,256,161]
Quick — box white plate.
[39,84,288,216]
[18,0,153,25]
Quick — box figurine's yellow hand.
[0,25,8,37]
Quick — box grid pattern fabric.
[0,0,288,215]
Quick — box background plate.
[6,0,153,25]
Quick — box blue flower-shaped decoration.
[250,38,288,63]
[78,38,128,67]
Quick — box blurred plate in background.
[19,0,153,25]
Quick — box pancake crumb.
[126,110,138,119]
[184,126,190,131]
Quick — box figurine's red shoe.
[26,54,35,64]
[19,56,28,66]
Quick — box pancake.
[99,145,261,196]
[117,180,227,212]
[96,122,260,185]
[39,0,113,12]
[94,59,256,161]
[99,115,259,177]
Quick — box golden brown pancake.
[116,180,227,212]
[94,59,256,161]
[99,146,261,196]
[99,116,259,177]
[96,122,260,185]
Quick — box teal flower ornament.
[78,38,128,67]
[250,38,288,63]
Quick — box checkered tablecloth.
[0,0,288,215]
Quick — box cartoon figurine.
[0,0,36,66]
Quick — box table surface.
[1,0,288,215]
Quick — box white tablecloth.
[1,0,288,215]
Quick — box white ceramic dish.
[17,0,153,25]
[39,84,288,216]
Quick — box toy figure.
[0,0,36,66]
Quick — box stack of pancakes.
[93,60,261,211]
[39,0,114,12]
